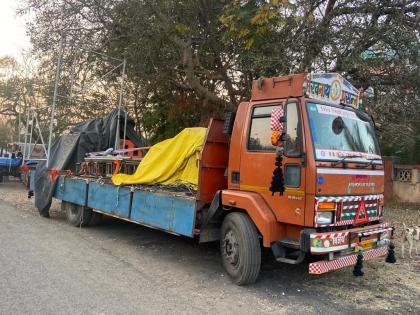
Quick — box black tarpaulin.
[35,109,143,216]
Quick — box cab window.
[248,105,279,151]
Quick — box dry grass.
[306,202,420,314]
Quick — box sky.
[0,0,30,60]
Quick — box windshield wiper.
[331,155,362,167]
[358,157,383,168]
[366,157,382,161]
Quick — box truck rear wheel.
[220,212,261,285]
[62,201,92,227]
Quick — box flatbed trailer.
[51,73,395,285]
[53,118,227,238]
[56,176,198,237]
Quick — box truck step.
[271,241,305,265]
[277,239,300,249]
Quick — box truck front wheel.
[62,201,92,227]
[220,212,261,285]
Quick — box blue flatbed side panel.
[54,176,87,206]
[131,191,196,237]
[87,182,131,218]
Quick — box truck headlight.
[315,211,334,224]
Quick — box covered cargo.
[112,127,207,186]
[34,108,144,216]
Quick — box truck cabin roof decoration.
[252,73,362,109]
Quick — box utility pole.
[17,112,21,144]
[47,33,64,168]
[22,109,30,163]
[114,58,126,151]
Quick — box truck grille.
[315,194,382,227]
[340,197,379,223]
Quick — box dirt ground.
[308,202,420,313]
[0,178,419,314]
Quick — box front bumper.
[309,246,388,274]
[307,222,394,274]
[309,222,392,253]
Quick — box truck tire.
[62,201,92,227]
[220,212,261,285]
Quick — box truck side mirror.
[374,127,380,138]
[284,102,303,157]
[373,120,381,138]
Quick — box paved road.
[0,181,417,314]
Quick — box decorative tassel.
[269,147,285,196]
[353,243,364,276]
[385,239,397,264]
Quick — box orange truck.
[211,72,394,284]
[52,72,394,285]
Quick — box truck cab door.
[239,101,306,226]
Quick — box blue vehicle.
[0,152,22,182]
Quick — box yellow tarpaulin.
[112,127,207,186]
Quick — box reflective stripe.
[309,246,388,274]
[317,168,384,176]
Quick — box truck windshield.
[306,102,381,162]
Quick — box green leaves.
[175,23,191,35]
[220,0,290,49]
[12,0,419,162]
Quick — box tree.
[0,55,51,144]
[17,0,420,162]
[106,0,239,129]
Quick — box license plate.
[360,239,374,250]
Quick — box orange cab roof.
[251,73,361,108]
[251,73,306,101]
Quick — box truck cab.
[217,73,393,283]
